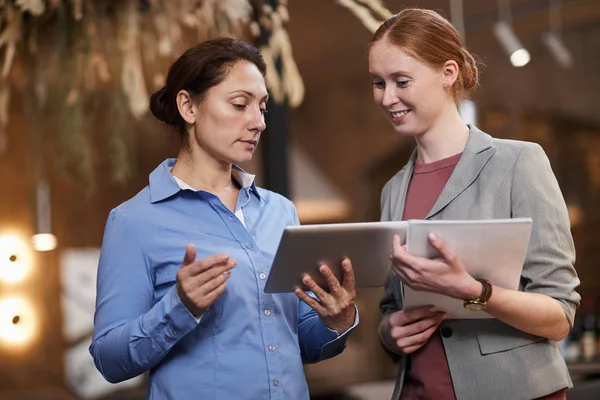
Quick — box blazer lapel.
[426,126,496,219]
[394,149,417,221]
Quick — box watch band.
[477,279,493,303]
[463,279,493,311]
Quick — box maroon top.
[399,153,566,400]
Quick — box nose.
[381,86,398,108]
[250,107,266,133]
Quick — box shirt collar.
[149,158,264,203]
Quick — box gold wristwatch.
[463,279,493,311]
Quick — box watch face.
[464,302,486,312]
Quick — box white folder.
[403,218,532,319]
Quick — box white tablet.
[264,221,407,293]
[404,218,533,319]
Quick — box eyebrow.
[370,71,412,79]
[229,90,269,101]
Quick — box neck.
[171,146,235,193]
[414,104,470,164]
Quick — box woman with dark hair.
[90,38,358,400]
[370,8,580,400]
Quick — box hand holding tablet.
[264,221,407,293]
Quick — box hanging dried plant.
[106,91,135,185]
[1,3,21,78]
[56,18,96,191]
[337,0,392,33]
[0,81,9,155]
[353,0,393,20]
[0,0,375,188]
[253,0,304,107]
[119,0,149,120]
[215,0,254,38]
[15,0,45,17]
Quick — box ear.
[176,90,196,124]
[442,60,459,89]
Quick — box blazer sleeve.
[511,143,581,328]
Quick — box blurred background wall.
[1,0,600,399]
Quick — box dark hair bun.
[149,87,181,127]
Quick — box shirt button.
[259,273,266,280]
[171,329,178,336]
[268,345,276,352]
[165,335,173,343]
[245,243,253,249]
[273,380,279,387]
[441,327,453,338]
[264,309,271,316]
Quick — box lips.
[239,139,257,149]
[390,110,410,118]
[390,109,412,122]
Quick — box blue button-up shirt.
[90,159,357,400]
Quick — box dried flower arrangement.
[0,0,301,186]
[0,0,390,188]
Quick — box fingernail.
[429,307,440,313]
[303,277,310,284]
[428,233,437,240]
[319,265,326,272]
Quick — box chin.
[392,124,420,138]
[229,152,255,165]
[391,118,430,138]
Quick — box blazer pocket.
[476,323,546,355]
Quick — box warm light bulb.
[510,49,531,67]
[0,298,37,346]
[494,21,530,68]
[31,233,57,251]
[0,235,31,283]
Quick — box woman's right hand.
[382,306,446,354]
[176,244,237,317]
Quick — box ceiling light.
[493,21,530,67]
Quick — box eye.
[396,80,410,88]
[260,108,268,116]
[372,81,385,89]
[233,104,247,111]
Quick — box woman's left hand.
[295,259,357,333]
[391,233,481,300]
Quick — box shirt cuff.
[142,285,203,350]
[325,304,360,337]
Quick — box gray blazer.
[380,126,581,400]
